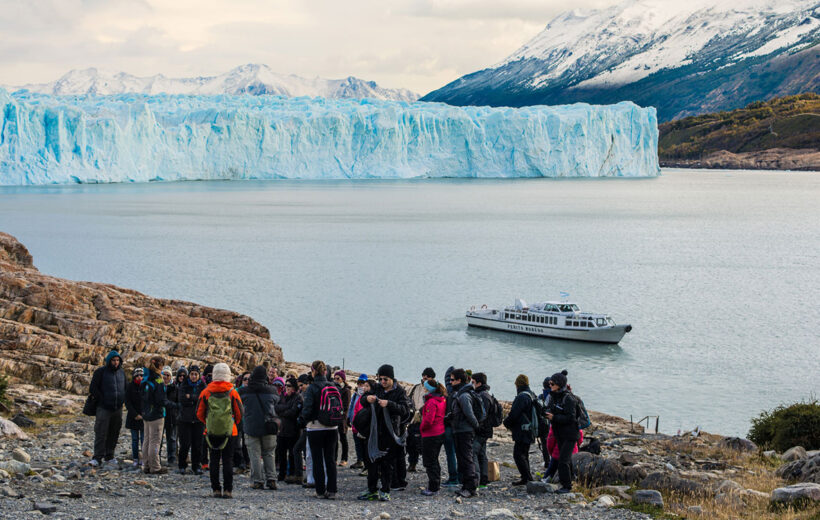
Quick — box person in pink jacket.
[544,425,584,482]
[420,379,447,496]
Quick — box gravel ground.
[0,416,653,520]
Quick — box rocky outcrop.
[777,454,820,484]
[661,148,820,171]
[0,232,282,394]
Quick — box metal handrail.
[630,414,659,434]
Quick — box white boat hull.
[466,315,629,344]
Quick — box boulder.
[719,437,757,452]
[0,417,28,440]
[777,454,820,484]
[0,460,30,476]
[639,471,706,496]
[11,448,30,464]
[10,413,35,428]
[632,489,664,508]
[595,495,617,507]
[572,452,642,486]
[771,483,820,508]
[782,446,808,462]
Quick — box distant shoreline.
[660,148,820,172]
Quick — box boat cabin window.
[596,318,605,326]
[545,304,558,312]
[558,304,574,312]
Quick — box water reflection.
[464,326,627,364]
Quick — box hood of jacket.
[206,380,235,393]
[105,350,122,370]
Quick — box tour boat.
[465,299,632,344]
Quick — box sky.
[0,0,621,95]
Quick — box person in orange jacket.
[197,362,243,498]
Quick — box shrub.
[749,399,820,452]
[0,373,8,406]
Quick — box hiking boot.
[511,478,528,486]
[266,480,277,490]
[359,468,368,477]
[223,491,233,499]
[420,489,437,497]
[556,487,572,495]
[303,482,316,489]
[350,461,364,469]
[87,459,100,467]
[251,482,264,490]
[456,489,477,498]
[378,490,391,501]
[324,492,336,500]
[391,481,408,491]
[478,484,488,489]
[212,490,222,498]
[357,491,378,501]
[284,476,299,484]
[153,467,169,475]
[407,464,416,473]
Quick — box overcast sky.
[0,0,621,95]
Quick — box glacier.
[0,89,659,185]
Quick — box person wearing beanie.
[537,376,555,469]
[298,360,339,499]
[275,377,303,483]
[347,374,369,470]
[161,365,181,466]
[332,370,352,468]
[197,362,244,498]
[407,367,436,474]
[447,368,480,498]
[88,350,126,467]
[176,364,206,475]
[238,366,280,490]
[544,370,577,494]
[124,367,144,468]
[376,364,413,494]
[202,364,214,383]
[503,373,535,486]
[139,356,168,474]
[422,367,436,379]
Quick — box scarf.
[366,402,408,461]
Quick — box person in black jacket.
[88,350,126,466]
[544,371,578,494]
[470,372,494,488]
[503,374,535,486]
[332,371,351,467]
[176,365,205,474]
[124,367,144,469]
[275,377,302,483]
[449,368,480,498]
[141,356,168,474]
[298,360,339,499]
[161,366,181,466]
[238,366,280,490]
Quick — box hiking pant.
[307,429,338,495]
[163,421,177,464]
[209,436,234,492]
[538,433,550,468]
[472,435,489,485]
[276,435,296,479]
[513,440,533,481]
[142,418,164,473]
[390,443,407,487]
[130,427,143,461]
[93,407,122,462]
[353,435,365,464]
[247,434,276,484]
[556,436,575,490]
[293,430,306,478]
[444,426,459,482]
[454,430,477,492]
[406,423,422,467]
[177,421,204,470]
[337,425,349,462]
[545,457,558,480]
[366,455,392,493]
[421,434,444,492]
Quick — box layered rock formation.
[0,232,282,394]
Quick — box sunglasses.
[379,377,390,382]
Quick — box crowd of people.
[87,350,588,500]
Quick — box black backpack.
[526,391,549,438]
[484,392,504,428]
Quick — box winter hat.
[272,376,286,388]
[161,365,173,376]
[188,364,201,375]
[422,367,436,379]
[377,364,395,380]
[132,367,143,378]
[250,365,268,384]
[297,374,312,385]
[357,373,368,383]
[212,363,232,383]
[514,374,529,387]
[285,377,298,388]
[334,370,347,382]
[176,367,188,377]
[550,370,568,389]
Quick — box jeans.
[209,436,234,492]
[177,422,204,470]
[163,421,177,464]
[513,440,533,481]
[142,418,165,472]
[307,429,338,495]
[406,423,422,467]
[247,434,276,484]
[421,434,444,492]
[444,426,459,483]
[472,435,489,485]
[276,435,296,479]
[93,407,123,462]
[337,425,348,462]
[454,430,477,492]
[130,428,144,461]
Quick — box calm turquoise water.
[1,169,818,436]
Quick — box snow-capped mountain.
[10,64,419,102]
[423,0,820,120]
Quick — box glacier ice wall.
[0,89,659,185]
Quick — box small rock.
[526,480,558,494]
[593,485,632,501]
[162,511,173,517]
[53,438,78,447]
[133,480,149,486]
[0,417,29,440]
[55,492,82,499]
[715,479,743,494]
[763,450,777,458]
[11,413,36,428]
[378,514,390,520]
[0,469,10,479]
[632,489,664,508]
[483,509,517,519]
[595,495,616,507]
[740,489,769,499]
[687,505,703,515]
[81,450,92,458]
[0,460,32,476]
[11,448,31,464]
[771,483,820,506]
[715,492,745,509]
[0,485,20,498]
[33,502,57,514]
[782,446,808,462]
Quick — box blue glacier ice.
[0,88,659,185]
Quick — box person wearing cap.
[275,376,303,483]
[348,373,369,470]
[161,366,180,466]
[544,370,578,494]
[407,367,435,473]
[176,365,206,474]
[141,356,168,474]
[503,374,535,486]
[332,370,351,468]
[124,367,144,468]
[88,350,127,467]
[197,362,244,498]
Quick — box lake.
[0,169,818,436]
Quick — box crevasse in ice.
[0,88,659,185]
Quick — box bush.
[749,399,820,452]
[0,373,8,406]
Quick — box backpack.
[468,388,486,426]
[205,391,235,450]
[399,394,415,429]
[317,383,344,427]
[571,392,592,430]
[487,393,504,428]
[525,391,548,439]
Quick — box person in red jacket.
[420,379,447,496]
[196,363,243,499]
